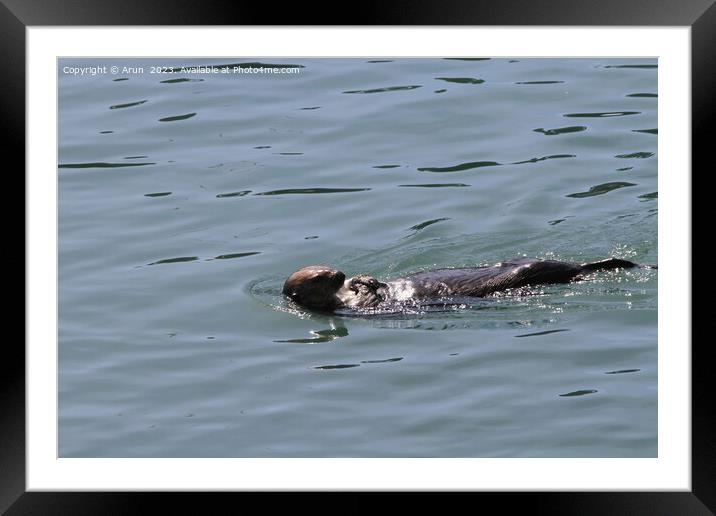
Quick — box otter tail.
[580,258,657,271]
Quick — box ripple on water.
[512,154,575,165]
[533,126,587,136]
[605,369,641,374]
[314,357,404,369]
[559,390,598,397]
[145,251,260,266]
[109,100,147,110]
[548,217,572,225]
[418,154,575,172]
[216,191,252,198]
[638,192,657,201]
[408,218,451,232]
[418,161,501,172]
[566,182,637,198]
[59,162,155,169]
[159,78,205,84]
[515,80,565,85]
[435,77,485,84]
[158,113,197,122]
[275,327,349,344]
[361,357,403,364]
[399,183,470,188]
[144,192,172,197]
[603,64,657,69]
[343,85,422,94]
[254,188,371,196]
[514,329,570,338]
[213,252,261,260]
[147,256,199,266]
[564,111,640,118]
[615,152,654,159]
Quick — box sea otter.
[282,257,654,312]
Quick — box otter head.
[282,265,347,312]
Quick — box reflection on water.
[158,113,197,122]
[408,218,451,232]
[255,187,371,196]
[398,183,470,188]
[566,182,637,198]
[564,111,640,117]
[533,126,587,136]
[59,161,155,168]
[515,80,565,85]
[615,152,654,159]
[109,99,147,110]
[145,192,172,197]
[435,77,485,84]
[605,368,641,375]
[275,327,349,344]
[559,389,598,397]
[343,85,422,94]
[418,161,501,172]
[514,329,570,338]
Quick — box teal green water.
[59,58,657,457]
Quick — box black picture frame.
[7,1,708,513]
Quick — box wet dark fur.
[283,257,646,313]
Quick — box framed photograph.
[11,0,708,513]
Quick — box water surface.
[59,58,657,457]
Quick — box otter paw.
[349,275,381,292]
